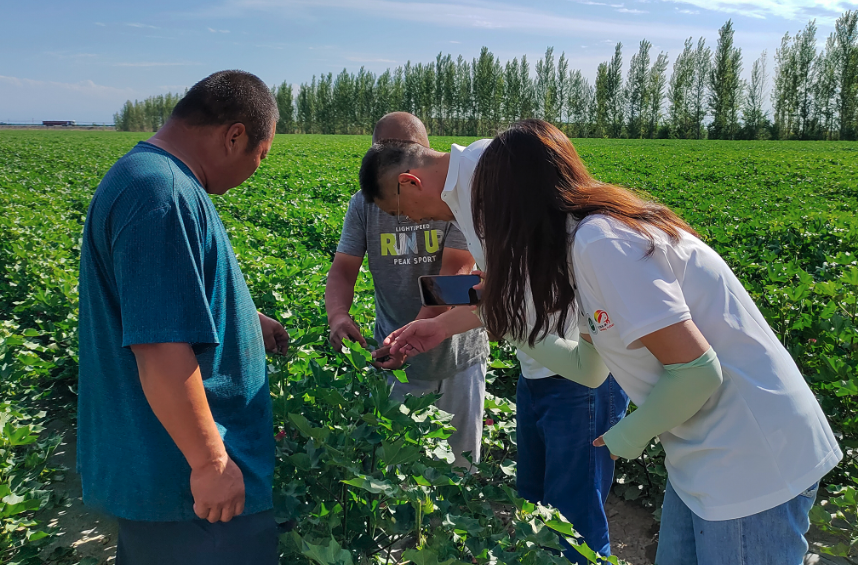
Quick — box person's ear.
[224,123,247,155]
[397,172,422,191]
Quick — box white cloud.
[616,7,647,13]
[94,22,106,26]
[663,0,852,22]
[0,75,139,123]
[208,27,230,33]
[112,61,200,67]
[126,22,159,28]
[0,75,132,96]
[197,0,709,41]
[677,8,700,14]
[346,56,397,63]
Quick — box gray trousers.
[388,361,487,469]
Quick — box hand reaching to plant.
[258,312,290,355]
[384,318,450,358]
[328,313,367,351]
[371,344,407,369]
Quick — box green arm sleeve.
[602,347,723,460]
[508,334,610,388]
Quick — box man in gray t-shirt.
[325,113,488,467]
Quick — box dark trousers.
[116,510,278,565]
[516,374,629,565]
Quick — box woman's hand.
[384,318,449,357]
[470,270,484,312]
[593,435,619,461]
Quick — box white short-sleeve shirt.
[440,140,564,379]
[572,214,842,521]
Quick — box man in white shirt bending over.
[326,113,489,469]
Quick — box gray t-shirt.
[337,192,489,381]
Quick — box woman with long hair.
[388,119,842,564]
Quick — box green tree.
[556,52,570,131]
[534,47,557,123]
[606,43,625,137]
[473,47,499,135]
[519,55,536,121]
[834,10,858,140]
[709,20,743,140]
[273,81,294,134]
[692,38,711,139]
[645,52,670,138]
[594,62,610,137]
[742,51,769,140]
[626,40,651,138]
[316,73,334,134]
[568,69,593,138]
[773,32,798,138]
[814,35,840,139]
[296,79,316,133]
[668,38,695,138]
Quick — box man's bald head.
[372,112,430,147]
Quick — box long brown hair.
[472,119,697,346]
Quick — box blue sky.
[0,0,851,123]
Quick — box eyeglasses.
[396,170,410,225]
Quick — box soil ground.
[34,422,855,565]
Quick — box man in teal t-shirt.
[77,70,288,564]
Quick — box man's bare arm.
[325,253,367,350]
[131,342,244,523]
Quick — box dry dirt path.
[33,421,853,565]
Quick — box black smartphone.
[418,274,481,306]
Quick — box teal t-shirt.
[77,141,273,521]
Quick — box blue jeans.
[656,480,819,565]
[516,374,630,564]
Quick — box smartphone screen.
[418,275,482,306]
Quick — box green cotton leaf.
[27,530,49,541]
[392,369,408,383]
[288,453,312,471]
[0,496,41,518]
[342,339,371,369]
[401,548,468,565]
[841,267,858,287]
[499,460,516,477]
[834,379,858,397]
[403,393,440,413]
[288,413,329,443]
[489,359,513,369]
[380,438,421,468]
[21,329,40,337]
[6,423,39,446]
[815,281,840,298]
[300,536,355,565]
[341,475,397,496]
[571,541,602,563]
[820,300,838,318]
[545,519,579,538]
[483,396,513,413]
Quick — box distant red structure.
[42,120,76,127]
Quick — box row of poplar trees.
[116,12,858,141]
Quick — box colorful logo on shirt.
[380,226,442,265]
[593,310,614,332]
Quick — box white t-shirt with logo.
[440,140,563,379]
[571,214,842,521]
